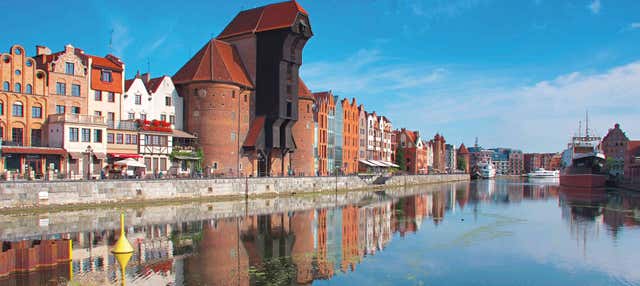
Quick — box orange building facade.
[0,44,66,176]
[341,98,359,174]
[314,91,334,176]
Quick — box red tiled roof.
[124,78,136,91]
[458,143,469,154]
[218,1,308,39]
[87,54,123,71]
[172,39,253,88]
[298,78,313,99]
[243,116,266,148]
[147,76,165,93]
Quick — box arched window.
[25,84,32,94]
[2,81,9,91]
[12,101,23,117]
[14,83,21,93]
[14,47,22,55]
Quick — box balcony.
[108,120,138,131]
[48,114,106,125]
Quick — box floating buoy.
[112,213,133,286]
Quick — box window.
[107,112,115,122]
[101,70,112,82]
[135,94,141,105]
[31,129,41,147]
[231,132,236,142]
[213,162,218,170]
[107,92,115,102]
[125,134,132,144]
[116,133,123,144]
[81,128,90,142]
[94,130,102,143]
[169,115,175,124]
[25,84,32,94]
[131,134,138,145]
[56,82,66,95]
[145,135,150,145]
[55,105,65,114]
[14,48,21,55]
[0,102,3,115]
[65,62,74,75]
[14,83,21,93]
[94,111,102,117]
[160,114,166,122]
[244,94,247,102]
[71,106,80,114]
[94,90,102,101]
[128,112,135,120]
[107,133,114,143]
[2,81,8,91]
[11,128,23,145]
[12,102,23,117]
[165,96,171,106]
[31,106,42,118]
[71,84,80,96]
[69,127,79,142]
[140,113,146,120]
[25,60,32,67]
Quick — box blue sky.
[2,0,639,152]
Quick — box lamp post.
[85,145,93,180]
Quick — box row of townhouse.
[392,129,461,175]
[0,44,195,180]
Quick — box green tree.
[457,156,467,172]
[395,148,406,171]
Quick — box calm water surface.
[1,178,639,285]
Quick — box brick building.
[290,79,315,176]
[601,123,629,177]
[0,44,65,177]
[313,91,334,176]
[625,141,640,184]
[394,128,427,174]
[430,133,446,173]
[341,98,359,174]
[457,143,470,173]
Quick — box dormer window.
[101,69,112,82]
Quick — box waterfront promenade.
[0,174,468,211]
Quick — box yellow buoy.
[112,213,133,286]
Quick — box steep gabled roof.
[298,78,313,100]
[172,39,253,88]
[147,76,166,93]
[218,1,308,39]
[458,143,469,154]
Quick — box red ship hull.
[559,174,607,188]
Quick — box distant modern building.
[524,153,556,173]
[601,123,629,177]
[445,144,456,173]
[488,148,523,175]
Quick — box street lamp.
[85,145,93,180]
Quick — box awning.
[93,152,107,160]
[172,129,197,139]
[1,146,66,155]
[108,153,141,159]
[359,160,377,167]
[68,152,84,159]
[114,158,146,168]
[368,160,388,167]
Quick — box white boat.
[527,168,559,178]
[478,162,496,179]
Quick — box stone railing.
[48,114,105,125]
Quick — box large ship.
[477,162,496,179]
[559,113,607,188]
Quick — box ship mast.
[585,110,590,138]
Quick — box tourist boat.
[478,162,496,179]
[527,168,559,178]
[559,113,608,188]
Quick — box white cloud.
[630,22,640,29]
[588,0,601,14]
[110,22,133,56]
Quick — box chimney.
[141,73,151,83]
[36,45,51,56]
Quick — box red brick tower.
[457,143,470,173]
[173,40,254,176]
[290,79,315,176]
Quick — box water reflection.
[0,179,639,285]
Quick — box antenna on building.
[474,137,478,148]
[585,109,590,138]
[109,29,114,52]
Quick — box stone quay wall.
[0,174,468,210]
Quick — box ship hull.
[559,174,607,188]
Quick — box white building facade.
[123,74,183,130]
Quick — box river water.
[1,178,639,286]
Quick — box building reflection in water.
[1,180,639,285]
